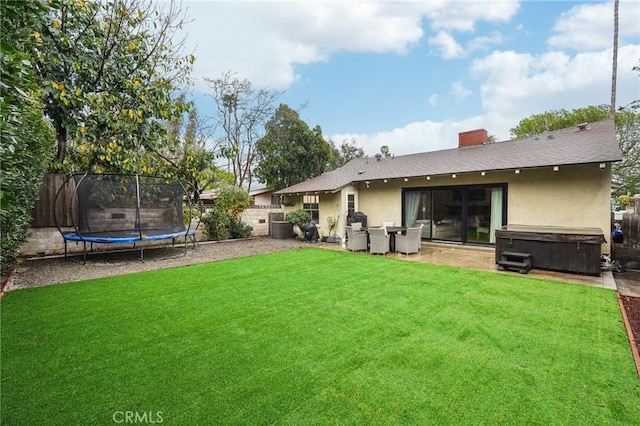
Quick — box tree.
[327,137,365,171]
[204,72,281,190]
[34,0,193,172]
[509,105,610,139]
[510,104,640,198]
[380,145,392,158]
[614,105,640,199]
[1,0,56,274]
[254,104,331,190]
[154,97,218,202]
[201,183,252,241]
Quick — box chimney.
[458,129,488,148]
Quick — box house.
[276,119,622,253]
[249,184,279,206]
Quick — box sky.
[177,0,640,156]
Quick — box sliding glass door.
[402,184,506,244]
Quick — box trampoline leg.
[82,241,87,265]
[64,240,68,261]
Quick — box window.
[303,195,319,224]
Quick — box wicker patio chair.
[368,227,390,255]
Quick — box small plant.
[326,216,336,236]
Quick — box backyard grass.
[2,248,639,425]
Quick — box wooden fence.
[31,173,75,228]
[613,205,640,268]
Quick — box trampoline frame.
[54,173,198,263]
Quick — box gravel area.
[7,237,309,291]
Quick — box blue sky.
[179,0,640,156]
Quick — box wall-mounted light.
[365,180,370,188]
[426,176,431,181]
[452,174,457,179]
[383,179,388,183]
[553,166,559,172]
[404,178,408,182]
[514,169,520,174]
[481,171,486,176]
[599,163,606,170]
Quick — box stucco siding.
[507,163,612,251]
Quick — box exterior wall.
[252,192,274,206]
[507,163,612,252]
[19,226,208,257]
[240,206,284,236]
[20,206,284,257]
[348,163,614,252]
[357,181,404,227]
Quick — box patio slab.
[614,270,640,297]
[320,241,610,289]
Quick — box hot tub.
[495,225,606,276]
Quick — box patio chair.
[345,225,368,252]
[368,227,390,255]
[382,221,395,228]
[395,224,424,255]
[351,222,363,233]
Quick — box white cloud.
[425,1,519,32]
[466,32,504,53]
[331,116,488,156]
[452,81,472,101]
[181,1,426,90]
[181,0,520,90]
[429,30,504,59]
[427,94,439,106]
[547,0,640,51]
[334,41,639,156]
[429,31,464,59]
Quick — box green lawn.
[2,248,639,425]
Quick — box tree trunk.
[55,121,67,164]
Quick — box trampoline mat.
[63,228,195,244]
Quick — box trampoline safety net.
[74,174,187,238]
[55,173,195,262]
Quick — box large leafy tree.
[254,104,331,190]
[204,72,281,191]
[34,0,193,172]
[510,104,640,199]
[509,105,611,139]
[1,0,56,273]
[327,137,365,171]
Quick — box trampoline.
[55,173,197,263]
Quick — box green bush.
[229,216,253,239]
[202,210,232,241]
[285,209,311,230]
[201,184,252,241]
[0,105,54,275]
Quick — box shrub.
[229,216,253,239]
[0,105,54,275]
[202,210,232,241]
[285,209,311,230]
[201,184,252,241]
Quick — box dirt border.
[617,293,640,377]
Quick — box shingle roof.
[276,119,621,194]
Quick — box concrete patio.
[320,241,618,291]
